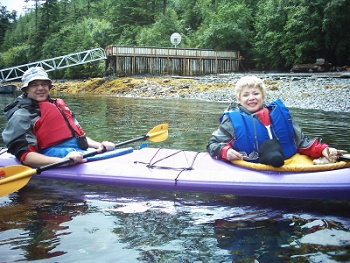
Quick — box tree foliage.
[191,1,253,50]
[0,5,17,55]
[136,9,183,47]
[1,0,350,76]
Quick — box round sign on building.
[170,33,181,48]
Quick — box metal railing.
[0,47,106,82]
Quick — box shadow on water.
[1,93,350,262]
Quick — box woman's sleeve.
[293,119,328,158]
[207,115,235,159]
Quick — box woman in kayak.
[207,75,343,167]
[2,67,115,167]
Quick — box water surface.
[1,93,350,262]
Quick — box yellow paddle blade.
[0,124,169,197]
[0,165,37,197]
[147,123,168,142]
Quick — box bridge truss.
[0,47,106,82]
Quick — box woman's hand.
[321,147,347,163]
[226,148,243,161]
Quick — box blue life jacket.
[225,99,297,161]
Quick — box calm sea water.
[1,92,350,263]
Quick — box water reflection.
[2,178,350,262]
[0,184,87,261]
[1,93,350,262]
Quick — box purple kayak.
[1,147,350,200]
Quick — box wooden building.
[105,45,241,76]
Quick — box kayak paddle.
[339,154,350,162]
[0,123,168,197]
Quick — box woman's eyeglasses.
[239,151,259,161]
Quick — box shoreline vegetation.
[8,72,350,112]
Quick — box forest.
[1,0,350,78]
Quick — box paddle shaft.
[339,155,350,162]
[0,123,168,197]
[37,135,150,173]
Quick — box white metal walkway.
[0,47,106,82]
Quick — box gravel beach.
[114,73,350,112]
[16,72,348,113]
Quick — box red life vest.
[32,99,85,149]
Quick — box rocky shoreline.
[180,73,350,112]
[11,72,350,112]
[89,73,350,112]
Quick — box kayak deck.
[1,147,350,200]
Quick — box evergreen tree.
[0,5,17,50]
[1,0,350,74]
